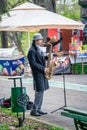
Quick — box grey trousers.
[32,91,44,111]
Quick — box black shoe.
[30,110,41,116]
[38,110,48,115]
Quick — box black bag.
[26,101,33,110]
[2,98,11,108]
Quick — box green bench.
[61,107,87,130]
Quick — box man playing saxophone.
[27,33,50,116]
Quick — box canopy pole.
[28,32,30,49]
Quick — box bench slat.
[61,111,87,122]
[63,107,87,116]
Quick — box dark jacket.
[27,43,49,91]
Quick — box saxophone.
[45,44,54,80]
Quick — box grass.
[0,107,64,130]
[0,124,9,130]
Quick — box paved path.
[23,76,87,91]
[0,74,87,130]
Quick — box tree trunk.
[33,0,56,42]
[0,0,8,48]
[33,0,56,12]
[0,0,7,15]
[7,32,24,54]
[1,32,8,48]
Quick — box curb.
[25,112,67,130]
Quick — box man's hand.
[44,68,50,74]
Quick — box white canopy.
[0,2,84,31]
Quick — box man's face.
[35,39,43,46]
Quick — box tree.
[0,0,8,18]
[56,0,80,20]
[7,0,32,9]
[33,0,56,12]
[0,0,8,48]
